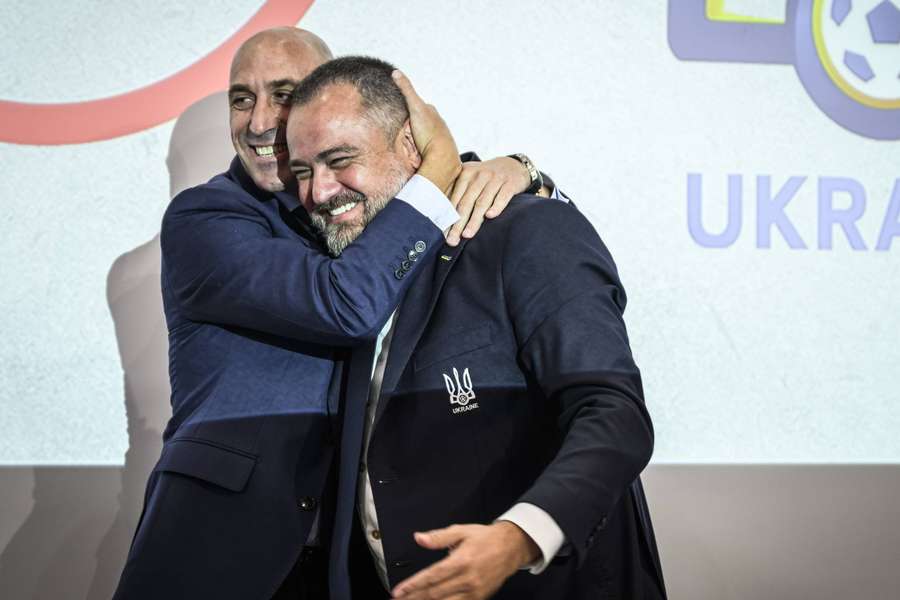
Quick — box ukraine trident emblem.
[443,367,476,406]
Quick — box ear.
[396,119,422,170]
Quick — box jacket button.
[394,268,405,280]
[298,496,317,511]
[414,241,426,253]
[407,249,418,261]
[371,529,381,540]
[400,260,412,271]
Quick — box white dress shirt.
[397,171,568,233]
[395,174,460,231]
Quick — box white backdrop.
[1,0,898,465]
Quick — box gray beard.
[309,168,408,256]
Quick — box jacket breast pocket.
[414,324,494,372]
[154,438,257,492]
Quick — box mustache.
[313,190,367,217]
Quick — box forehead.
[288,84,384,157]
[230,37,320,87]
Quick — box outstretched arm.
[162,78,464,347]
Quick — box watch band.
[507,153,544,195]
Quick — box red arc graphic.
[0,0,314,145]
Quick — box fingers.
[395,576,470,600]
[394,71,461,192]
[414,525,467,550]
[392,557,466,598]
[445,220,463,248]
[446,173,487,246]
[461,178,505,239]
[483,183,516,219]
[393,70,430,136]
[392,70,441,156]
[446,162,518,243]
[447,157,529,243]
[395,524,506,600]
[392,70,424,113]
[448,175,469,210]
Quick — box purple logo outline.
[668,0,900,140]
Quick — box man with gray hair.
[287,56,666,600]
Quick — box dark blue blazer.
[330,197,666,600]
[113,157,444,599]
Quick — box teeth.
[253,144,286,157]
[329,202,358,216]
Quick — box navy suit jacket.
[113,157,445,599]
[330,197,666,600]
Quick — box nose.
[305,168,343,209]
[248,100,283,138]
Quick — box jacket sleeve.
[502,200,654,566]
[160,185,444,346]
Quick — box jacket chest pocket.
[413,324,494,372]
[154,438,257,492]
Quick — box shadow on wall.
[0,91,234,600]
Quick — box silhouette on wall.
[0,91,233,600]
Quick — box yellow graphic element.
[812,0,900,109]
[706,0,786,23]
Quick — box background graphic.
[669,0,900,139]
[0,0,313,144]
[2,0,896,466]
[0,2,898,599]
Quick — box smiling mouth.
[252,143,287,157]
[328,201,358,217]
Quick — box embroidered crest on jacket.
[442,367,479,414]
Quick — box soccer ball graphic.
[667,0,900,138]
[816,0,900,106]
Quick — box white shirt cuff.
[395,174,459,231]
[497,502,566,575]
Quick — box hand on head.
[393,71,539,246]
[392,70,462,196]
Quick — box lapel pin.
[440,255,453,261]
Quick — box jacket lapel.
[331,341,375,595]
[334,234,465,586]
[375,239,469,422]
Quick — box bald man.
[112,28,546,600]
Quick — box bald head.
[230,27,332,82]
[227,27,333,192]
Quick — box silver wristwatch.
[507,153,544,195]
